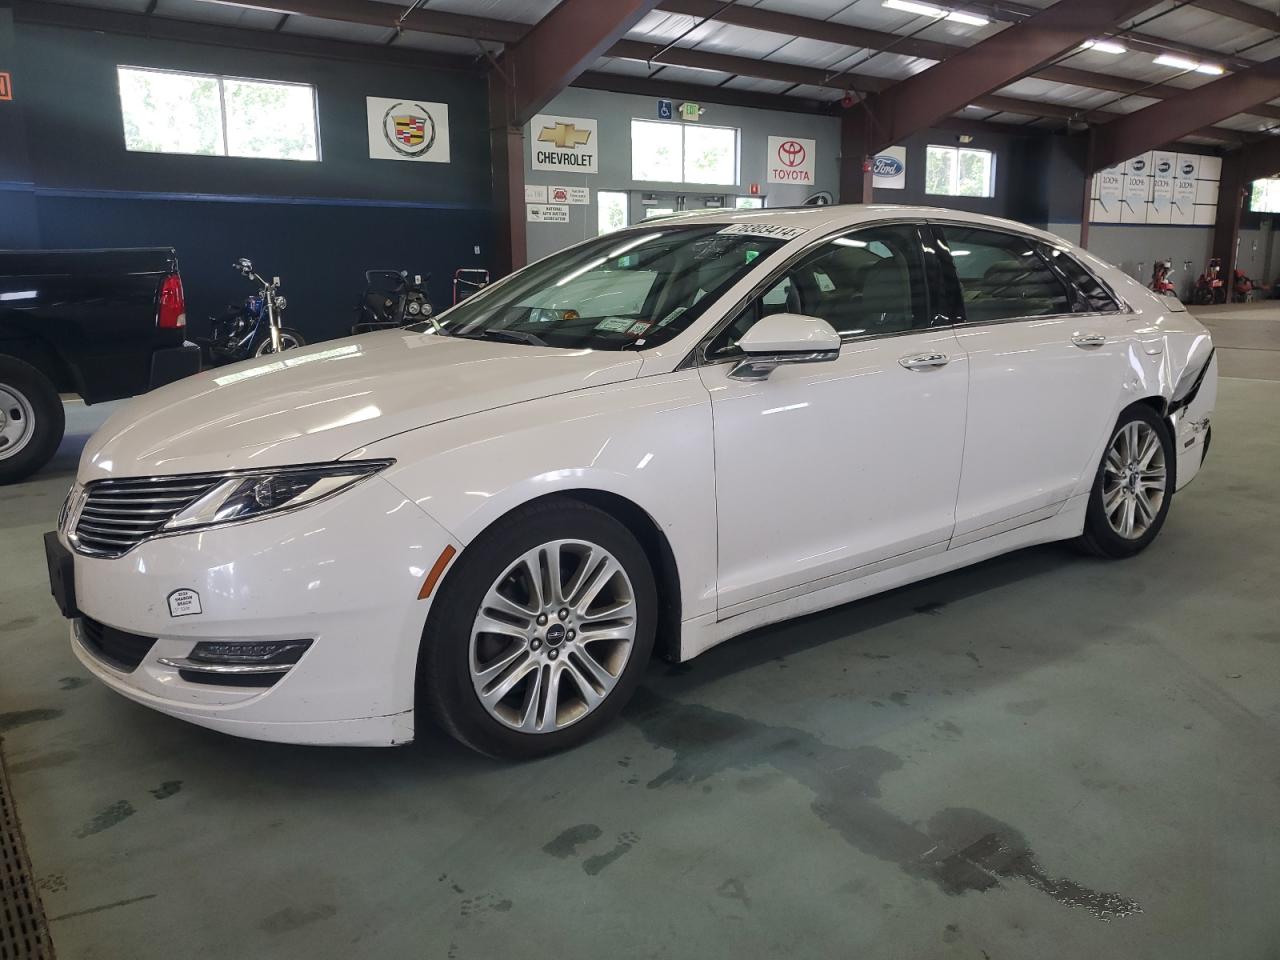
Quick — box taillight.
[157,273,186,329]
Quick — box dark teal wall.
[0,18,494,342]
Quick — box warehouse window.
[925,145,995,198]
[117,66,319,161]
[598,191,629,235]
[632,120,738,185]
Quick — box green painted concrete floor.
[1,316,1277,959]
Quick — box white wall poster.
[1150,177,1174,224]
[1175,153,1200,179]
[367,97,450,163]
[1094,170,1124,222]
[1123,175,1150,224]
[767,136,816,185]
[531,115,598,174]
[527,204,570,223]
[1151,151,1177,178]
[1125,151,1153,177]
[1171,179,1197,224]
[548,185,590,205]
[871,146,906,190]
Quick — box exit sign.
[679,102,701,121]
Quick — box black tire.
[253,327,306,356]
[0,355,65,485]
[1077,404,1176,559]
[418,497,657,759]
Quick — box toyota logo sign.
[778,140,806,167]
[767,135,815,184]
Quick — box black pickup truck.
[0,248,201,484]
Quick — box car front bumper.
[61,475,460,747]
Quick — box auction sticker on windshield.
[717,223,807,240]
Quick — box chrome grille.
[72,476,222,557]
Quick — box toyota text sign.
[767,136,816,185]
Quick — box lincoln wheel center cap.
[545,623,567,647]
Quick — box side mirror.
[729,313,841,381]
[235,258,253,276]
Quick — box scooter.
[352,270,433,335]
[1232,269,1255,303]
[199,259,305,365]
[1150,259,1177,297]
[1191,257,1227,305]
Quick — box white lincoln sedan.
[46,206,1217,758]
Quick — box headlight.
[162,461,393,532]
[407,301,421,315]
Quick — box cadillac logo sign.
[383,102,436,158]
[367,96,451,163]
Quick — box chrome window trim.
[691,217,935,368]
[68,460,393,558]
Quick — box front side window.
[708,224,930,358]
[117,66,319,161]
[940,225,1072,323]
[926,145,995,198]
[632,120,739,185]
[421,225,784,351]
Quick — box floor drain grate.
[0,743,54,960]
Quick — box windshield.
[414,225,786,351]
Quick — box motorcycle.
[352,270,433,335]
[1232,269,1256,303]
[198,258,305,366]
[1191,257,1227,306]
[1150,259,1177,297]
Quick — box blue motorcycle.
[199,258,306,366]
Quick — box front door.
[933,223,1134,545]
[698,223,968,615]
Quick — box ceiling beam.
[572,70,835,116]
[499,0,664,126]
[192,0,525,43]
[1090,55,1280,170]
[844,0,1160,156]
[1240,133,1280,180]
[1187,0,1280,32]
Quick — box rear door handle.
[1072,333,1107,348]
[899,352,950,370]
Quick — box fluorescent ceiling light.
[1194,62,1225,75]
[1153,53,1200,71]
[1079,39,1126,54]
[945,10,989,25]
[883,0,989,24]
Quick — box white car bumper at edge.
[65,476,460,747]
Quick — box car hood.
[79,331,642,481]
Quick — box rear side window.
[1040,246,1122,313]
[940,225,1072,324]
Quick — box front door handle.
[899,352,950,370]
[1072,332,1107,348]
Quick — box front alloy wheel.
[470,540,637,733]
[419,497,656,759]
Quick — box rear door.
[933,223,1133,546]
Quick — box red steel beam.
[501,0,664,126]
[845,0,1161,156]
[1090,56,1280,172]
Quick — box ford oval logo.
[872,155,904,177]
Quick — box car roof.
[635,204,1068,248]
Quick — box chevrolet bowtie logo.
[538,122,591,149]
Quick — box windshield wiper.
[458,329,547,347]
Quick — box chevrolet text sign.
[531,114,597,174]
[767,136,815,185]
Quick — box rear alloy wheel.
[420,498,656,759]
[0,355,65,485]
[1078,405,1174,558]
